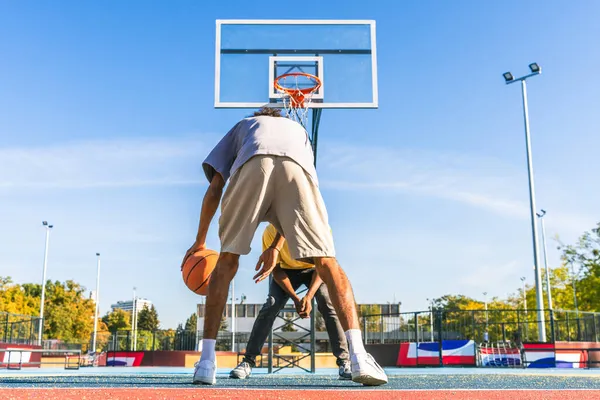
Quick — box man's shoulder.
[246,115,305,130]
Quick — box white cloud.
[0,135,214,191]
[318,143,591,234]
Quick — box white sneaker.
[193,359,217,385]
[230,361,252,379]
[350,353,388,386]
[338,359,352,380]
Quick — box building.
[111,298,153,314]
[196,302,402,334]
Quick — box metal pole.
[519,79,546,342]
[429,300,434,342]
[92,253,101,354]
[38,222,52,346]
[571,263,579,315]
[538,211,553,310]
[132,288,137,351]
[231,278,235,353]
[522,279,527,313]
[310,298,316,373]
[483,292,488,328]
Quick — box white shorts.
[218,155,335,260]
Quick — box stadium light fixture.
[529,63,541,73]
[503,72,514,82]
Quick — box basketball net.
[274,72,321,128]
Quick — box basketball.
[182,249,219,295]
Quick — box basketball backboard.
[214,20,378,109]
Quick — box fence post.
[436,310,443,367]
[566,313,571,341]
[152,331,156,351]
[471,310,476,341]
[593,314,598,343]
[362,316,367,344]
[3,315,8,343]
[413,313,419,343]
[380,314,384,344]
[549,309,556,344]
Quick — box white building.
[111,298,152,314]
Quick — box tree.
[137,305,160,331]
[357,304,382,332]
[102,309,131,332]
[184,313,198,332]
[281,321,297,332]
[558,222,600,312]
[41,280,96,344]
[219,314,228,331]
[0,277,39,316]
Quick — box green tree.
[219,314,228,331]
[357,304,382,332]
[281,321,297,332]
[0,277,39,316]
[137,304,160,331]
[41,280,96,345]
[184,313,198,332]
[558,222,600,312]
[102,309,131,332]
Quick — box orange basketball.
[182,249,219,295]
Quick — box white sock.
[199,339,216,362]
[345,329,366,356]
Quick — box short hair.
[253,106,283,118]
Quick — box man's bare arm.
[254,231,286,283]
[272,266,301,304]
[304,269,323,300]
[181,172,225,268]
[195,173,225,246]
[297,269,322,317]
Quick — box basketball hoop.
[274,72,321,127]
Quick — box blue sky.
[1,1,599,329]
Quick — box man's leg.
[236,279,290,369]
[313,257,359,332]
[193,252,238,385]
[313,282,349,365]
[315,257,387,386]
[202,252,240,341]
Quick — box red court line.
[3,389,600,400]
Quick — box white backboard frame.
[214,19,378,109]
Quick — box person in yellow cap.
[229,223,351,380]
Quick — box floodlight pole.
[505,67,546,342]
[132,287,137,351]
[38,222,53,346]
[92,253,101,354]
[520,277,527,313]
[537,211,553,310]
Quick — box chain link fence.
[363,309,600,345]
[0,312,41,345]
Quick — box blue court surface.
[2,367,600,390]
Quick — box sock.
[345,329,366,356]
[199,339,216,362]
